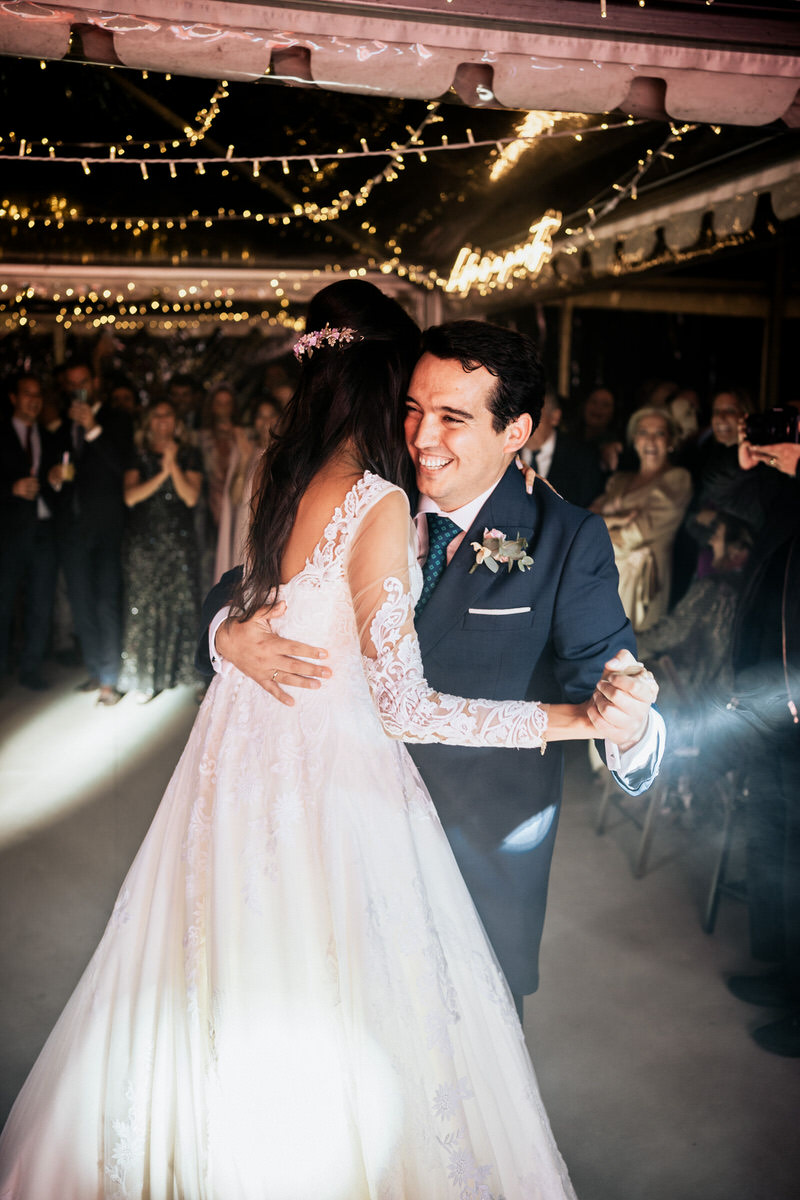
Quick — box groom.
[197,320,663,1009]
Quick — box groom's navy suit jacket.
[197,464,653,996]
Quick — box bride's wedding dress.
[0,472,575,1200]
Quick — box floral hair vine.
[292,323,363,360]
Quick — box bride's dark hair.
[234,279,420,618]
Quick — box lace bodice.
[273,471,547,750]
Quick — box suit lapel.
[417,465,539,657]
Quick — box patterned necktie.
[416,513,461,615]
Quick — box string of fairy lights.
[0,276,310,335]
[0,107,642,232]
[0,60,745,330]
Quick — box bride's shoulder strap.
[341,471,408,532]
[316,472,409,573]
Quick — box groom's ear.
[501,412,533,456]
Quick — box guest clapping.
[590,407,691,631]
[119,401,202,701]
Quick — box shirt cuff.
[605,707,665,776]
[209,606,231,674]
[84,424,102,442]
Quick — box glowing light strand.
[563,122,698,242]
[0,116,643,170]
[445,212,562,296]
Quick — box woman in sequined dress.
[119,399,203,700]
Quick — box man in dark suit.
[520,389,605,508]
[197,321,663,1010]
[0,373,60,689]
[54,360,133,706]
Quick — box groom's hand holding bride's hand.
[585,649,658,749]
[215,600,331,706]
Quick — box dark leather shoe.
[96,686,123,706]
[20,672,50,691]
[727,970,792,1007]
[752,1013,800,1057]
[75,677,100,693]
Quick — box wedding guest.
[119,400,202,700]
[167,372,202,433]
[575,385,623,474]
[638,512,752,709]
[108,377,141,423]
[214,395,283,581]
[196,382,242,587]
[520,390,605,507]
[590,407,691,631]
[197,383,241,527]
[0,374,60,689]
[51,359,133,705]
[690,388,752,513]
[672,387,753,603]
[724,435,800,1056]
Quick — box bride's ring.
[272,670,279,682]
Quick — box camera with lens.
[744,407,799,446]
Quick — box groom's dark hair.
[422,320,545,434]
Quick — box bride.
[1,281,608,1199]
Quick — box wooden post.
[53,322,66,366]
[558,299,573,398]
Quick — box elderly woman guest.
[119,400,203,700]
[590,406,691,632]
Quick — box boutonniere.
[469,528,534,574]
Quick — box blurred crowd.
[522,378,800,1056]
[2,350,799,1053]
[0,358,288,705]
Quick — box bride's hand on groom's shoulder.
[215,601,332,706]
[586,650,658,749]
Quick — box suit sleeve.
[195,565,244,676]
[550,512,636,701]
[550,512,662,793]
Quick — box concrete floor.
[1,666,798,1199]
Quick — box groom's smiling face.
[404,353,530,513]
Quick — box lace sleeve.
[347,488,547,749]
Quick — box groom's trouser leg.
[445,803,561,1000]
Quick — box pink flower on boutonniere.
[469,528,533,574]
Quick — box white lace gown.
[0,473,576,1200]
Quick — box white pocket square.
[467,606,532,616]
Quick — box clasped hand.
[584,649,658,749]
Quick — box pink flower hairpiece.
[292,323,363,360]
